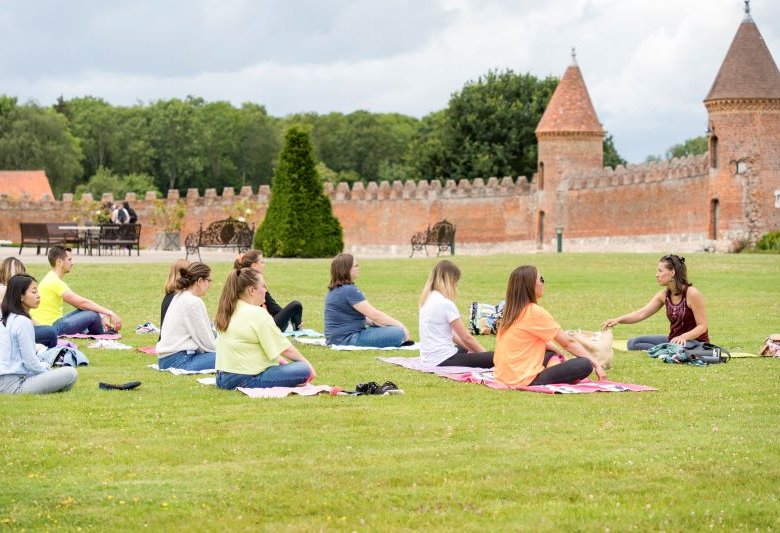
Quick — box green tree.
[603,133,627,169]
[406,70,558,182]
[234,103,281,187]
[148,97,205,192]
[0,96,83,196]
[665,135,708,160]
[60,96,118,182]
[75,166,158,198]
[255,125,343,257]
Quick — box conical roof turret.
[536,53,603,135]
[705,8,780,102]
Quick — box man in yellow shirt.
[30,246,123,336]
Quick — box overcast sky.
[2,0,779,164]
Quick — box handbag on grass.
[684,341,730,364]
[759,334,780,357]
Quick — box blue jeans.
[53,310,105,336]
[34,325,58,348]
[216,362,312,389]
[158,351,216,371]
[343,326,405,348]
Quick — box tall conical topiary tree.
[255,125,344,257]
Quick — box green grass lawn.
[1,253,778,531]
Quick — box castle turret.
[704,2,780,245]
[534,50,604,248]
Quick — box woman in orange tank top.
[494,265,605,388]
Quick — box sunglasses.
[539,276,545,284]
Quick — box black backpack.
[117,208,129,224]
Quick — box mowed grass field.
[1,253,778,531]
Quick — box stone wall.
[0,154,742,255]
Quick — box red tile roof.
[0,170,55,201]
[536,63,603,135]
[705,15,780,102]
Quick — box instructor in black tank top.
[602,254,709,351]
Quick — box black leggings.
[272,301,303,332]
[437,347,494,368]
[529,350,593,386]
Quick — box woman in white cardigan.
[156,262,217,371]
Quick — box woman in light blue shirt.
[0,274,77,394]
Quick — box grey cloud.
[0,0,453,79]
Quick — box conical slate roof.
[536,63,603,135]
[705,14,780,102]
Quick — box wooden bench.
[19,223,81,255]
[94,224,142,256]
[185,218,255,261]
[410,219,456,257]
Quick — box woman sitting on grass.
[0,257,58,348]
[0,274,78,394]
[160,258,191,339]
[215,267,315,389]
[602,254,709,350]
[494,265,605,387]
[233,251,303,332]
[155,262,217,371]
[419,260,493,368]
[324,253,409,348]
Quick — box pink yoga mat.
[449,370,656,394]
[137,345,157,355]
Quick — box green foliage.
[755,230,780,252]
[150,199,187,231]
[603,133,627,169]
[645,135,709,162]
[666,135,708,160]
[406,70,559,182]
[4,253,779,530]
[255,125,343,257]
[0,95,83,196]
[284,110,418,182]
[75,166,158,198]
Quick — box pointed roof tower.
[705,1,780,102]
[536,48,604,135]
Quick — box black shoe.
[355,382,380,395]
[99,381,141,391]
[378,381,399,394]
[401,340,415,347]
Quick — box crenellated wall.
[0,155,739,255]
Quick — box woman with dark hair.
[0,257,58,348]
[603,254,709,350]
[494,265,604,387]
[0,274,78,394]
[419,260,493,368]
[324,253,409,348]
[234,251,303,332]
[215,267,315,389]
[155,262,217,371]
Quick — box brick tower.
[704,2,780,246]
[534,50,604,248]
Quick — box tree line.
[0,69,627,199]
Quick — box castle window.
[537,210,545,248]
[709,136,718,169]
[538,162,545,190]
[709,199,719,240]
[775,190,780,208]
